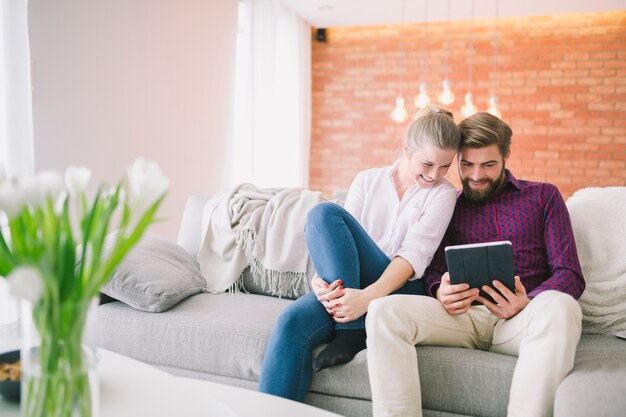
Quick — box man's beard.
[461,167,506,203]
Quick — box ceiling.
[280,0,626,28]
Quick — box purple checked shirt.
[422,170,585,300]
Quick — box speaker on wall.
[315,28,327,43]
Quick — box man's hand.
[436,272,480,315]
[478,276,530,319]
[311,275,344,315]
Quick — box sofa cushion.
[554,335,626,417]
[101,234,206,312]
[94,293,290,381]
[567,187,626,335]
[310,345,515,417]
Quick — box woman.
[258,105,461,402]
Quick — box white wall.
[28,0,238,240]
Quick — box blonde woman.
[259,105,461,402]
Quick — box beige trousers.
[366,291,582,417]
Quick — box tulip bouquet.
[0,158,168,417]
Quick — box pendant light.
[414,0,431,110]
[487,0,502,118]
[391,0,408,123]
[461,0,477,118]
[438,0,455,105]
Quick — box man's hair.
[459,112,513,157]
[405,104,461,153]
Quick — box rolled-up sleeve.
[394,184,457,279]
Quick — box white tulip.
[0,181,26,218]
[65,166,91,195]
[20,175,44,208]
[37,170,64,201]
[127,158,169,205]
[21,171,64,208]
[0,164,6,184]
[8,266,44,303]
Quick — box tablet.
[445,241,515,305]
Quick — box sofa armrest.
[177,195,210,257]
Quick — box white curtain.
[232,0,311,188]
[0,0,35,325]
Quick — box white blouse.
[343,162,457,279]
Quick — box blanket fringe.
[248,256,308,299]
[236,227,308,299]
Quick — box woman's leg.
[304,202,395,370]
[258,292,334,402]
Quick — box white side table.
[0,349,344,417]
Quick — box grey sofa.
[94,195,626,417]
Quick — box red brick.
[600,160,626,169]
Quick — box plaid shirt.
[422,170,585,299]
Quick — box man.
[366,112,585,417]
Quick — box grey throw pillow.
[101,233,206,312]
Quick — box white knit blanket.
[196,183,321,296]
[567,187,626,336]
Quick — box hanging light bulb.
[391,95,408,123]
[461,0,476,118]
[391,0,408,123]
[461,93,477,118]
[415,83,431,109]
[439,0,455,105]
[487,95,501,118]
[438,79,455,105]
[486,0,502,118]
[415,0,431,113]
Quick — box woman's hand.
[436,272,479,315]
[311,274,344,314]
[330,288,372,323]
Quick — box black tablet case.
[445,243,515,305]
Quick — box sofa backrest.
[566,186,626,336]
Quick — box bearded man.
[365,112,585,417]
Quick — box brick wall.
[310,11,626,199]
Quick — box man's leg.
[490,290,582,417]
[366,295,494,417]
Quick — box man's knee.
[366,295,424,340]
[530,291,582,333]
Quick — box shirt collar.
[504,169,521,191]
[388,160,401,178]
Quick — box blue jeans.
[258,202,426,401]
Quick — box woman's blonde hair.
[404,105,461,155]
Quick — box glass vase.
[20,298,99,417]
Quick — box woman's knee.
[306,202,343,228]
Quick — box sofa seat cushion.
[95,293,291,382]
[555,335,626,417]
[310,345,515,417]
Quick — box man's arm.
[528,186,585,299]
